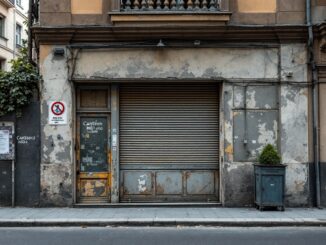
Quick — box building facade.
[0,0,27,71]
[4,0,322,207]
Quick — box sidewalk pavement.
[0,207,325,227]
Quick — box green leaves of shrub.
[0,41,40,116]
[258,144,281,165]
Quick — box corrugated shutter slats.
[120,84,219,165]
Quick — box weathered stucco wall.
[237,0,277,13]
[312,0,326,24]
[280,86,310,205]
[39,0,308,26]
[74,48,278,80]
[280,44,310,206]
[71,0,102,14]
[39,45,74,206]
[222,83,281,206]
[222,44,310,207]
[40,44,310,207]
[230,0,306,25]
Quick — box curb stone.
[0,219,326,227]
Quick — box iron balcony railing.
[120,0,221,11]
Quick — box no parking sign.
[49,101,67,125]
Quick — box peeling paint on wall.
[285,163,309,206]
[232,85,279,162]
[40,163,73,206]
[280,86,309,164]
[280,84,309,207]
[40,45,74,206]
[281,44,308,82]
[224,85,234,163]
[222,162,255,207]
[73,48,279,80]
[256,121,278,151]
[138,175,148,193]
[233,89,244,108]
[222,44,310,206]
[246,90,257,108]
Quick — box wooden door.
[76,87,111,204]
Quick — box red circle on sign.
[51,102,65,116]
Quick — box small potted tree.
[254,144,286,211]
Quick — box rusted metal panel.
[233,85,278,110]
[232,85,279,162]
[120,169,219,202]
[122,171,153,195]
[156,172,183,195]
[186,171,216,195]
[233,110,278,162]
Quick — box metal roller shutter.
[120,83,220,203]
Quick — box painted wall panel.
[71,0,102,14]
[237,0,276,13]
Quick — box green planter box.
[254,164,286,211]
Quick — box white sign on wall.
[0,130,9,154]
[0,124,14,160]
[48,101,67,125]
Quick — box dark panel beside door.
[15,102,40,206]
[0,162,12,206]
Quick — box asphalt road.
[0,227,326,245]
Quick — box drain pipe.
[28,0,34,64]
[306,0,321,208]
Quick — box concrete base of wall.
[320,162,326,207]
[221,162,313,207]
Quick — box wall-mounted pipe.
[28,0,33,63]
[306,0,321,208]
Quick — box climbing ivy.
[0,41,40,116]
